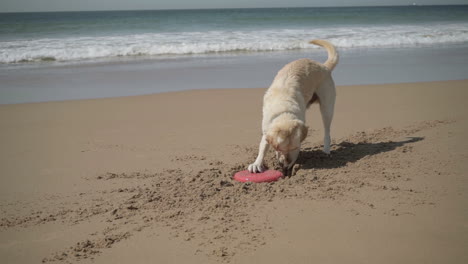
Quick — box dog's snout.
[278,153,289,166]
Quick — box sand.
[0,80,467,263]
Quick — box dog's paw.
[292,163,301,176]
[322,147,332,156]
[248,163,265,173]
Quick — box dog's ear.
[265,134,276,149]
[292,121,308,142]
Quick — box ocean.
[1,6,468,104]
[1,6,468,64]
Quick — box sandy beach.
[0,79,467,263]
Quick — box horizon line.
[1,4,467,14]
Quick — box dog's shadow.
[297,137,424,170]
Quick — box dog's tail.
[309,39,339,71]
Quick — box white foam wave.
[1,23,468,63]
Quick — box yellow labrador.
[248,39,338,174]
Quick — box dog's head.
[266,119,308,173]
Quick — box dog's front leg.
[248,135,270,173]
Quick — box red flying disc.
[234,170,283,183]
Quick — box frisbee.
[234,170,283,183]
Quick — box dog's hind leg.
[316,77,336,155]
[306,93,319,108]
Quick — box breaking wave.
[1,23,468,63]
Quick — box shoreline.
[2,43,468,104]
[0,79,466,107]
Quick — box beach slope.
[0,80,467,263]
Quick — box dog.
[247,39,338,175]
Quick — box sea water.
[1,6,468,104]
[1,6,468,64]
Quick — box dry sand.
[0,80,467,263]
